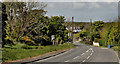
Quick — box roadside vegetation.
[73,33,79,41]
[2,2,74,62]
[78,20,120,51]
[2,43,75,62]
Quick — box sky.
[1,0,120,22]
[44,2,118,22]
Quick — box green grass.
[86,44,91,46]
[79,41,84,43]
[111,46,119,51]
[2,43,75,62]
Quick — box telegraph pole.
[90,19,92,26]
[72,17,74,43]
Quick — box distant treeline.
[79,20,120,47]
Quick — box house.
[66,26,81,33]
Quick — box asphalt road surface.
[34,41,119,64]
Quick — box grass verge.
[111,46,119,51]
[2,43,75,62]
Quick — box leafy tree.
[3,2,69,46]
[3,2,47,45]
[92,21,104,31]
[90,21,104,41]
[79,29,88,38]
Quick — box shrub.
[21,44,32,49]
[29,46,38,49]
[94,38,99,42]
[98,39,105,46]
[11,44,25,49]
[4,45,11,48]
[38,46,44,49]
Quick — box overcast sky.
[44,2,118,22]
[1,0,119,22]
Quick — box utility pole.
[90,19,92,44]
[90,19,92,26]
[72,17,74,43]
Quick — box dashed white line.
[65,60,69,62]
[90,53,93,56]
[81,48,94,63]
[81,53,85,56]
[87,56,90,59]
[82,60,86,62]
[86,50,89,52]
[91,48,94,52]
[73,56,79,59]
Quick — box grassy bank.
[2,43,75,62]
[111,46,119,51]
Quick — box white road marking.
[82,60,86,62]
[91,48,94,52]
[81,48,94,63]
[86,50,89,52]
[65,60,69,62]
[73,56,79,59]
[81,53,85,56]
[87,56,90,59]
[90,48,92,50]
[36,49,73,62]
[90,53,93,56]
[114,51,120,63]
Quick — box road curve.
[33,41,119,64]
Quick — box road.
[34,41,119,64]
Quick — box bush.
[38,46,44,49]
[21,44,39,49]
[2,57,8,62]
[98,39,105,46]
[11,44,25,49]
[29,46,38,49]
[21,45,32,49]
[94,38,99,42]
[4,45,11,48]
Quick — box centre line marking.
[86,50,89,52]
[81,53,85,56]
[65,60,69,62]
[73,56,79,59]
[82,60,86,62]
[87,56,90,59]
[90,53,93,56]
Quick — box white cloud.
[73,3,85,8]
[47,3,54,8]
[89,3,100,8]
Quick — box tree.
[48,16,67,45]
[91,21,104,40]
[92,21,104,31]
[3,2,47,45]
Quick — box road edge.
[2,49,71,64]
